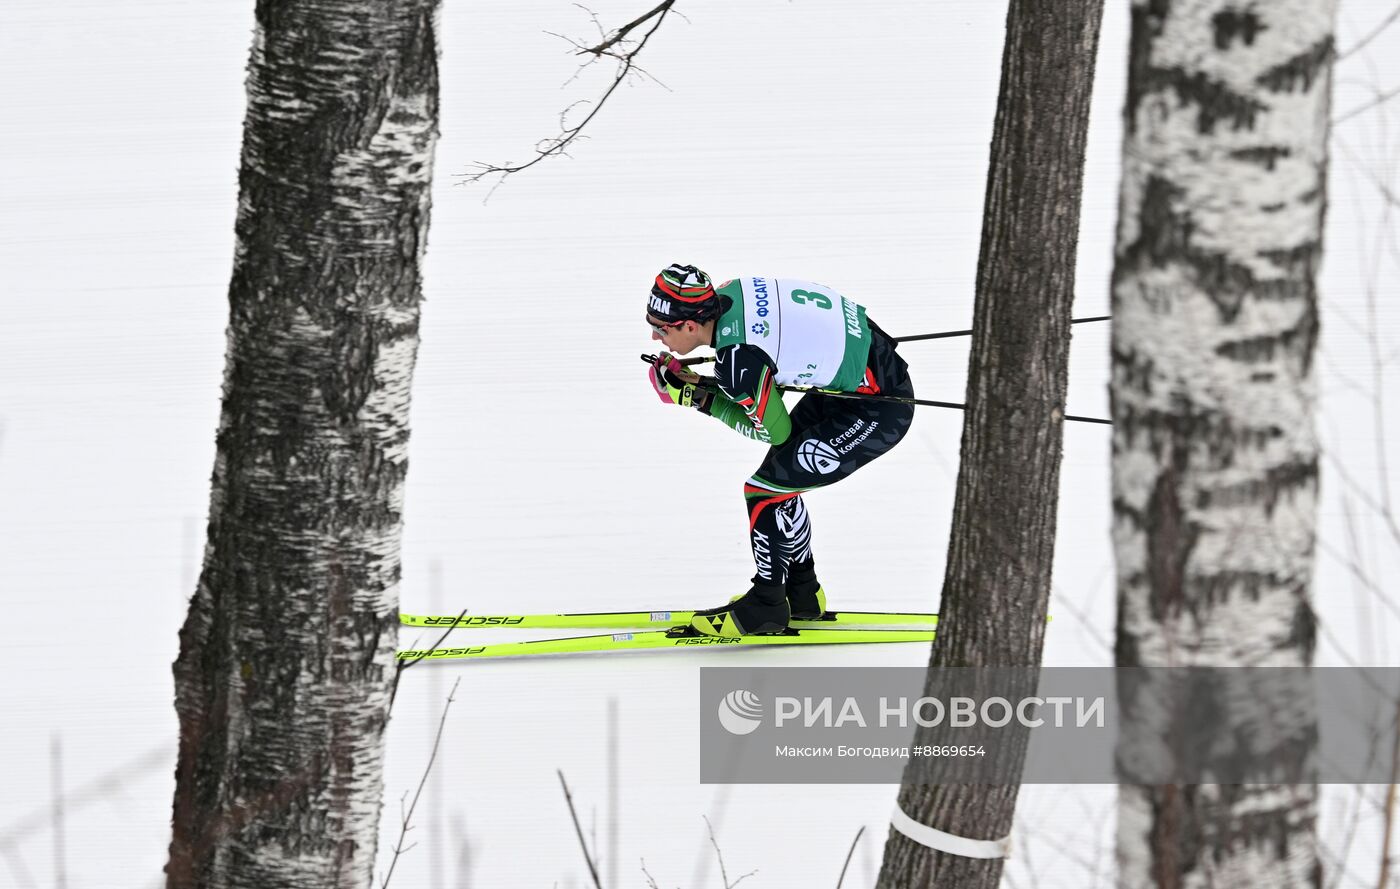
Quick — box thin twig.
[381,677,462,889]
[639,858,667,889]
[51,736,66,889]
[589,806,600,881]
[586,0,673,55]
[1335,83,1400,127]
[1360,216,1399,543]
[1316,538,1400,624]
[1336,136,1400,212]
[559,770,605,889]
[835,825,864,889]
[0,841,37,889]
[1317,574,1399,889]
[1339,3,1400,60]
[461,2,678,196]
[606,696,620,889]
[1021,815,1041,889]
[1321,446,1400,548]
[1377,699,1400,889]
[1,744,169,844]
[690,784,733,886]
[1319,50,1400,888]
[703,815,756,889]
[451,812,476,889]
[1050,575,1113,656]
[390,607,468,710]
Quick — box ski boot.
[691,579,790,637]
[785,558,827,620]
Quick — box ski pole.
[767,384,1111,425]
[639,353,1111,425]
[657,315,1112,366]
[893,314,1110,344]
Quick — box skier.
[646,263,915,636]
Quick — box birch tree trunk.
[167,2,440,886]
[1110,1,1336,886]
[876,1,1104,886]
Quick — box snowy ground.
[2,1,1397,886]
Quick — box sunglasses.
[647,317,687,335]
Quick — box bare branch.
[606,696,620,889]
[586,0,674,56]
[390,607,468,711]
[639,858,668,889]
[1323,784,1371,889]
[835,825,864,889]
[703,816,756,889]
[1319,45,1400,888]
[381,678,461,889]
[558,770,605,889]
[52,738,77,887]
[1,744,169,844]
[451,812,477,888]
[1334,82,1400,127]
[689,785,733,886]
[1376,709,1399,889]
[1050,575,1113,655]
[460,2,679,195]
[0,841,37,889]
[1339,4,1400,60]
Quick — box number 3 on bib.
[791,289,832,310]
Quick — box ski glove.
[648,352,703,408]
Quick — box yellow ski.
[396,625,936,661]
[399,609,937,630]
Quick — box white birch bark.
[1111,1,1336,886]
[168,2,441,887]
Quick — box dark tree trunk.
[167,1,441,886]
[876,1,1104,886]
[1110,1,1335,885]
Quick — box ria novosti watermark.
[720,689,1103,733]
[699,667,1400,784]
[767,693,1102,729]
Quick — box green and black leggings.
[738,327,914,585]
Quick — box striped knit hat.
[648,263,720,323]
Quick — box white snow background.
[2,1,1398,887]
